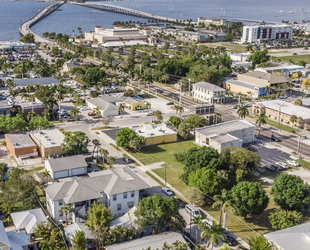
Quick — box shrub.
[174,150,186,162]
[1,141,6,146]
[89,90,100,98]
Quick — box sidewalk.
[123,148,250,249]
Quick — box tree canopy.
[116,128,138,149]
[271,174,310,211]
[268,210,303,230]
[61,131,90,155]
[248,236,271,250]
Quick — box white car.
[275,162,289,169]
[202,219,213,228]
[162,187,173,196]
[286,160,299,167]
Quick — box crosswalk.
[246,144,291,166]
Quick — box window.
[128,201,134,209]
[113,194,117,201]
[59,200,63,206]
[117,204,121,211]
[123,192,127,199]
[131,191,135,197]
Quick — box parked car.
[275,162,289,169]
[202,219,213,228]
[156,89,164,93]
[146,112,153,116]
[174,96,179,101]
[166,102,174,105]
[223,233,236,246]
[162,187,173,196]
[175,198,186,208]
[264,165,276,171]
[87,112,96,116]
[286,160,299,167]
[123,157,132,163]
[271,134,281,142]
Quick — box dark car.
[166,102,174,105]
[271,135,281,142]
[175,198,186,208]
[264,165,276,172]
[156,89,164,93]
[174,96,179,101]
[123,157,132,163]
[223,233,236,246]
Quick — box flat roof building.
[0,100,12,117]
[255,65,305,77]
[30,129,65,159]
[131,122,177,146]
[13,77,59,87]
[196,120,255,152]
[192,82,227,103]
[198,17,232,28]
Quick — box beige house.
[195,120,255,152]
[131,122,177,146]
[85,26,148,44]
[30,128,65,159]
[198,17,233,28]
[252,100,310,129]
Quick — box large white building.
[192,82,227,104]
[241,24,293,43]
[85,26,149,43]
[197,17,233,28]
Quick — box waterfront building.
[241,24,293,43]
[85,26,148,44]
[197,17,233,28]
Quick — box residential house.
[29,128,65,159]
[44,167,151,222]
[252,100,310,129]
[264,222,310,250]
[10,208,48,235]
[64,222,94,249]
[0,221,31,250]
[5,133,38,160]
[62,59,80,73]
[195,120,255,152]
[105,232,190,250]
[131,122,177,146]
[0,100,12,117]
[191,82,227,103]
[45,155,88,179]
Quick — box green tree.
[107,156,115,168]
[230,182,269,218]
[70,107,81,121]
[212,189,232,228]
[268,210,302,230]
[248,49,270,68]
[99,148,109,166]
[20,33,35,43]
[290,114,298,127]
[134,194,185,234]
[271,174,310,211]
[199,220,224,250]
[116,128,138,148]
[248,236,271,250]
[256,111,267,136]
[59,205,72,226]
[294,98,303,106]
[71,230,87,250]
[0,163,8,181]
[55,87,65,122]
[118,104,125,117]
[237,103,249,119]
[42,169,51,183]
[92,139,101,160]
[297,116,304,129]
[188,168,222,197]
[129,135,146,151]
[61,131,90,155]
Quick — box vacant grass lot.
[278,54,310,64]
[198,43,246,53]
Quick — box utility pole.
[165,162,167,186]
[278,105,282,130]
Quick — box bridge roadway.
[70,2,182,23]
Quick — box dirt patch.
[289,167,310,184]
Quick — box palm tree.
[55,88,65,122]
[107,156,115,168]
[236,103,249,119]
[191,215,202,243]
[6,79,16,88]
[80,83,89,102]
[264,86,271,97]
[255,111,267,136]
[92,139,101,160]
[290,115,298,128]
[99,148,109,166]
[42,108,50,120]
[21,92,29,101]
[145,102,151,111]
[297,71,302,84]
[60,205,72,226]
[42,169,51,183]
[93,106,101,117]
[70,108,81,121]
[294,99,303,106]
[161,74,170,85]
[199,220,225,250]
[297,117,304,129]
[71,230,87,250]
[25,84,32,93]
[175,105,184,116]
[118,104,125,118]
[212,189,232,228]
[219,92,226,104]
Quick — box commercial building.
[85,26,148,44]
[255,65,305,78]
[13,77,60,87]
[10,208,48,235]
[44,167,151,222]
[45,155,88,179]
[0,100,12,117]
[19,101,45,118]
[224,71,289,98]
[30,128,65,159]
[5,133,38,159]
[195,120,255,152]
[131,122,177,146]
[86,96,145,117]
[229,52,251,62]
[252,100,310,129]
[197,17,233,28]
[192,82,227,103]
[105,232,189,250]
[0,41,36,52]
[264,222,310,250]
[241,24,293,43]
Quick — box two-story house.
[192,82,227,104]
[44,167,151,222]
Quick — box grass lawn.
[278,54,310,64]
[123,153,140,166]
[296,159,310,171]
[35,186,46,204]
[146,171,165,187]
[110,143,121,151]
[198,43,246,53]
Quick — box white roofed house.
[45,155,88,179]
[44,167,151,223]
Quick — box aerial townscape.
[1,0,310,250]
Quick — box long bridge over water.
[69,2,182,23]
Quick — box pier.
[70,2,182,23]
[232,18,277,24]
[19,2,64,42]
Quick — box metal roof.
[0,221,10,247]
[13,77,59,87]
[105,232,189,250]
